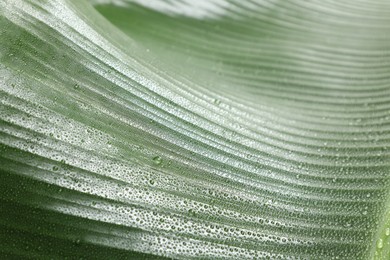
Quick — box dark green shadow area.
[0,170,171,260]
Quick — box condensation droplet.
[153,156,162,165]
[377,238,383,249]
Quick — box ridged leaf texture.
[1,0,390,259]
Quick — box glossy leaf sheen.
[1,0,390,259]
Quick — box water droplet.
[377,238,383,249]
[152,156,162,165]
[52,166,59,171]
[386,227,390,236]
[213,99,221,105]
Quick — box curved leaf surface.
[1,0,390,259]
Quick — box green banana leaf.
[1,0,390,259]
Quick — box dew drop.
[377,238,383,249]
[153,156,162,165]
